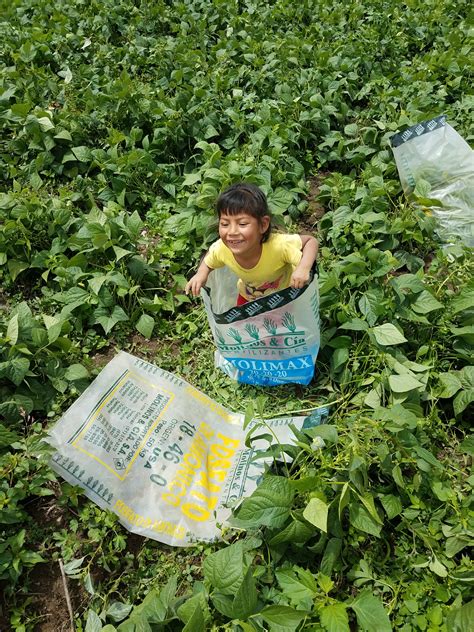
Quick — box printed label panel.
[223,353,316,386]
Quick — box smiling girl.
[185,182,318,305]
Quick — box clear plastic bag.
[391,115,474,247]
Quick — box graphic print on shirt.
[243,275,283,300]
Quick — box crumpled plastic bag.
[391,115,474,247]
[47,352,329,546]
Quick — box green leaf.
[65,364,90,381]
[42,314,63,344]
[429,556,448,577]
[410,290,443,314]
[7,259,29,281]
[388,374,424,393]
[459,436,474,456]
[269,517,315,546]
[413,178,431,198]
[6,314,19,345]
[446,599,474,632]
[303,498,328,533]
[349,503,381,537]
[136,314,155,339]
[232,567,258,619]
[371,323,407,346]
[54,129,73,141]
[267,188,294,214]
[320,603,350,632]
[379,494,403,519]
[5,357,30,385]
[62,557,85,575]
[72,146,92,162]
[445,535,470,558]
[339,318,369,331]
[320,538,342,577]
[210,592,236,619]
[203,541,245,594]
[58,66,73,83]
[178,593,207,628]
[276,568,317,605]
[451,288,474,315]
[0,423,21,449]
[89,275,108,295]
[182,600,205,632]
[459,366,474,389]
[133,577,177,623]
[107,602,132,623]
[311,424,338,444]
[93,306,128,334]
[232,622,255,632]
[85,610,102,632]
[259,605,308,630]
[356,492,383,525]
[413,446,443,470]
[182,172,201,186]
[234,476,294,528]
[113,246,132,261]
[30,171,43,190]
[372,404,418,431]
[344,123,358,136]
[438,373,462,397]
[338,482,350,520]
[350,591,391,632]
[118,615,151,632]
[454,389,474,416]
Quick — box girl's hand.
[290,266,311,289]
[185,266,212,296]
[290,235,318,288]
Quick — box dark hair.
[216,182,272,243]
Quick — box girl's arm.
[185,256,213,296]
[290,235,319,289]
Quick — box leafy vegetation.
[0,0,472,630]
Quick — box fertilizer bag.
[202,265,320,386]
[47,351,328,546]
[391,115,474,247]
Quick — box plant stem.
[59,558,75,632]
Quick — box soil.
[13,494,87,631]
[299,173,328,232]
[90,344,118,369]
[0,545,86,632]
[28,561,86,632]
[90,334,182,371]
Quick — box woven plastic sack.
[202,265,320,386]
[391,115,474,247]
[47,351,329,546]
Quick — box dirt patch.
[89,335,181,369]
[128,334,165,357]
[0,288,8,311]
[0,598,11,632]
[26,487,69,530]
[137,227,161,258]
[299,174,328,233]
[90,344,118,369]
[28,560,87,632]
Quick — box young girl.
[185,182,318,305]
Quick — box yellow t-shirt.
[204,233,303,301]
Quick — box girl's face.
[218,212,270,259]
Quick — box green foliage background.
[0,0,473,630]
